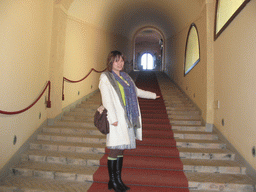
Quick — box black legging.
[109,149,124,158]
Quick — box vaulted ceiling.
[67,0,206,40]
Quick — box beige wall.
[166,0,256,170]
[62,16,131,108]
[0,0,131,171]
[0,0,54,170]
[62,16,110,108]
[165,5,208,122]
[214,0,256,170]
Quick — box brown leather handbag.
[94,106,109,134]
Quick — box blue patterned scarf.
[112,71,139,126]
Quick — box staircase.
[0,72,255,192]
[156,73,255,191]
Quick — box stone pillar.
[48,0,73,120]
[205,0,215,127]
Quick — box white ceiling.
[68,0,206,40]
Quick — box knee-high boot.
[116,157,130,191]
[108,159,125,192]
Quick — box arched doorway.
[133,27,164,71]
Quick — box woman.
[99,51,159,192]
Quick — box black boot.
[108,159,125,192]
[116,157,130,191]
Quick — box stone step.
[167,106,198,111]
[42,126,101,135]
[83,100,101,105]
[130,144,235,161]
[0,175,92,192]
[61,115,94,122]
[21,149,103,166]
[162,91,185,95]
[29,140,105,154]
[166,103,195,108]
[66,110,95,117]
[169,114,201,120]
[167,110,200,115]
[54,120,95,128]
[189,191,222,192]
[81,99,101,104]
[165,100,192,105]
[170,119,202,126]
[164,98,191,102]
[37,128,225,149]
[62,114,94,120]
[10,163,254,191]
[163,92,185,95]
[42,126,216,141]
[77,103,100,109]
[175,139,226,149]
[182,159,246,174]
[38,131,223,150]
[29,139,233,161]
[173,131,218,140]
[139,134,224,149]
[22,150,245,175]
[37,132,105,144]
[143,130,218,141]
[164,98,188,102]
[186,172,255,191]
[177,148,235,160]
[171,125,206,132]
[70,107,95,113]
[140,138,225,150]
[40,127,222,146]
[11,161,98,182]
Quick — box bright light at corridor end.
[141,53,153,70]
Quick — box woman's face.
[112,57,124,74]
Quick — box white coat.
[99,72,157,147]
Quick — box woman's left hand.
[156,96,161,99]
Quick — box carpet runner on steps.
[87,72,189,192]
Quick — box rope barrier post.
[62,78,65,101]
[47,81,51,108]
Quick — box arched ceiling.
[135,29,162,44]
[68,0,206,40]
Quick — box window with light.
[214,0,251,40]
[184,24,200,76]
[141,53,154,70]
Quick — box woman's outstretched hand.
[156,96,161,99]
[112,122,118,126]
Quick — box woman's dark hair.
[106,50,125,71]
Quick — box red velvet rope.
[62,68,106,100]
[0,81,51,115]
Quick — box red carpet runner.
[88,72,189,192]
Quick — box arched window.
[141,53,154,70]
[214,0,251,40]
[184,24,200,76]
